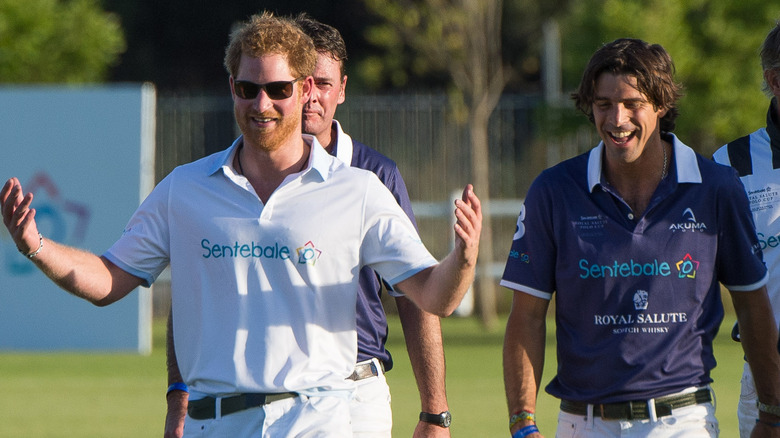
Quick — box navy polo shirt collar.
[588,132,702,193]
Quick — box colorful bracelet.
[509,410,536,429]
[756,418,780,427]
[166,382,189,395]
[512,424,539,438]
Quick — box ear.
[337,75,347,105]
[229,76,237,100]
[300,76,315,104]
[765,69,780,98]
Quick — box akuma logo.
[1,173,90,275]
[669,207,707,232]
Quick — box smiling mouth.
[608,130,636,145]
[252,115,277,125]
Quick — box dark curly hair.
[572,38,683,133]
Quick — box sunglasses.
[233,78,302,100]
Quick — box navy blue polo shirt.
[330,120,418,372]
[501,133,767,403]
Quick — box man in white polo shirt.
[163,14,453,438]
[0,12,482,437]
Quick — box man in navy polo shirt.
[501,38,780,438]
[713,20,780,438]
[295,15,451,438]
[163,15,452,438]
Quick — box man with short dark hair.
[501,38,780,437]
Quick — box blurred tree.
[0,0,125,83]
[360,0,514,328]
[558,0,778,155]
[101,0,376,92]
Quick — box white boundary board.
[0,84,156,354]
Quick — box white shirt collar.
[211,135,332,181]
[331,120,353,164]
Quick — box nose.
[252,89,274,113]
[607,103,630,127]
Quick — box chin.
[303,122,326,137]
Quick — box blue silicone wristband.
[512,424,539,438]
[167,382,189,394]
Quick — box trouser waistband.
[560,388,712,420]
[187,392,298,420]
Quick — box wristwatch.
[419,410,451,428]
[758,401,780,416]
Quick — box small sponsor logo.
[633,290,648,310]
[669,207,707,232]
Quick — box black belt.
[347,359,385,381]
[560,388,712,420]
[188,392,298,420]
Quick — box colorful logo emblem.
[675,253,699,279]
[296,241,322,265]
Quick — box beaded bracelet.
[19,233,43,258]
[512,424,539,438]
[509,410,536,429]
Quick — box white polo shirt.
[104,135,437,396]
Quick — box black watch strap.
[419,410,451,427]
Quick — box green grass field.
[0,314,744,437]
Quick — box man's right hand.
[1,178,41,255]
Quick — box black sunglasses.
[233,78,302,100]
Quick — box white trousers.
[738,362,758,438]
[350,358,393,438]
[182,394,352,438]
[556,388,719,438]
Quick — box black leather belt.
[188,392,298,420]
[347,359,385,381]
[560,388,712,420]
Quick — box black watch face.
[421,411,451,427]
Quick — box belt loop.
[215,396,222,419]
[648,398,657,422]
[586,404,594,429]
